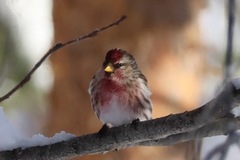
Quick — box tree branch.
[224,0,235,79]
[138,117,240,146]
[203,132,240,160]
[0,15,127,103]
[205,1,237,159]
[0,79,240,160]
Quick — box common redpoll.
[88,48,152,127]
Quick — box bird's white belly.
[99,96,135,126]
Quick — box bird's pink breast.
[99,78,126,107]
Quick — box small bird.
[88,48,152,127]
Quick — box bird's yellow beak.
[104,64,114,73]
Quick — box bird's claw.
[131,118,140,130]
[98,124,110,138]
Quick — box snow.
[0,107,76,151]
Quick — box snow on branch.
[0,79,240,160]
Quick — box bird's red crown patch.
[105,49,123,63]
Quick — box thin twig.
[203,132,240,160]
[224,0,235,80]
[0,15,127,103]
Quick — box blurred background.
[0,0,240,160]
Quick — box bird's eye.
[115,63,124,68]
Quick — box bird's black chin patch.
[104,72,113,77]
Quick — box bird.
[88,48,152,128]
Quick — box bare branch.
[138,117,240,146]
[203,132,240,160]
[0,15,127,103]
[224,0,235,79]
[0,79,240,159]
[204,1,237,160]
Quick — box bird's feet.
[97,124,110,138]
[131,118,140,130]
